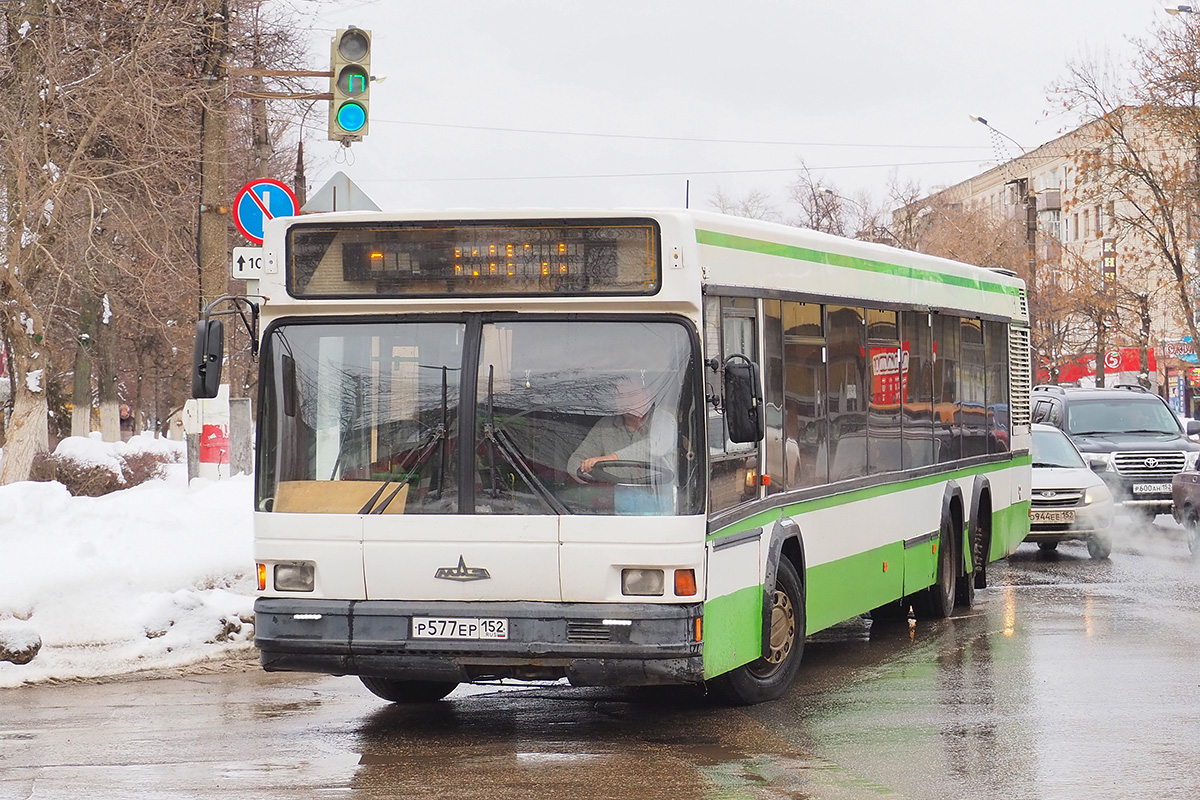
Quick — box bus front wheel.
[710,557,805,705]
[359,676,459,703]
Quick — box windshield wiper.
[359,423,445,514]
[483,365,570,515]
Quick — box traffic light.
[328,27,371,142]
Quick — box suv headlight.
[1083,452,1113,472]
[1186,451,1200,471]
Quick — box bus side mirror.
[723,354,765,443]
[192,319,224,399]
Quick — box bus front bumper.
[253,598,705,686]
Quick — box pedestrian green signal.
[328,27,371,142]
[338,66,369,96]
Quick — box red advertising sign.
[1040,348,1157,383]
[871,343,910,405]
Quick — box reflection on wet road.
[4,516,1199,799]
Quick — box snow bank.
[0,438,255,688]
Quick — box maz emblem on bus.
[434,556,492,582]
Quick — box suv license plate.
[1030,509,1075,523]
[412,617,508,640]
[1132,483,1171,494]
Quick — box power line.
[351,158,991,184]
[374,118,992,150]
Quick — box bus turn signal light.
[674,568,697,597]
[257,563,267,591]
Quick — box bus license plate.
[412,617,508,640]
[1132,483,1171,494]
[1030,509,1075,523]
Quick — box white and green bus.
[194,209,1032,705]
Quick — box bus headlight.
[622,568,664,596]
[274,562,315,592]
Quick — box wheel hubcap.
[750,588,795,676]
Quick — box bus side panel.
[903,537,939,597]
[992,495,1032,560]
[788,482,940,632]
[702,536,763,679]
[804,542,905,633]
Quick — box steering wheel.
[582,459,675,486]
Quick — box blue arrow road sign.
[233,179,298,245]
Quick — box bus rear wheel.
[359,676,459,703]
[914,518,956,619]
[710,557,805,705]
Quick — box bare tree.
[1,1,318,481]
[788,162,849,235]
[709,187,782,222]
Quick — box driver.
[567,378,675,482]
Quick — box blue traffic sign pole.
[233,179,298,245]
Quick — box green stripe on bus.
[706,457,1032,544]
[695,229,1023,298]
[703,583,764,678]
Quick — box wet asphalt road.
[4,516,1200,800]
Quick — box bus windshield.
[256,318,704,517]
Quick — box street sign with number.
[231,246,264,280]
[233,179,298,245]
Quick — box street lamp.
[969,115,1027,155]
[816,186,864,212]
[1166,5,1195,14]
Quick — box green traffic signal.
[336,102,367,133]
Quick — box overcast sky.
[285,0,1177,219]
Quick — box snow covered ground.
[0,435,256,688]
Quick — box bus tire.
[359,676,459,703]
[914,515,957,619]
[958,490,987,608]
[710,557,805,705]
[969,481,992,591]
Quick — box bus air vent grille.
[567,622,612,642]
[1009,325,1032,429]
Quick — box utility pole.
[197,0,230,314]
[190,0,230,481]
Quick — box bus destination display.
[288,220,660,298]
